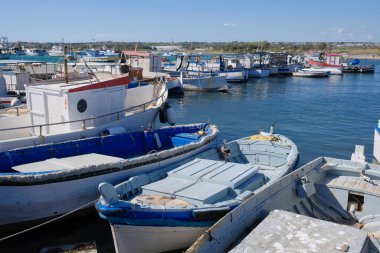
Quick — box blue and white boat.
[96,128,299,253]
[0,123,218,229]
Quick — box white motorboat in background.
[48,45,64,57]
[293,69,329,78]
[302,67,343,75]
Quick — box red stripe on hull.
[307,60,342,68]
[68,76,131,93]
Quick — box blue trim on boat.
[0,124,210,173]
[96,200,238,227]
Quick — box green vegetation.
[11,41,380,56]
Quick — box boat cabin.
[325,53,345,66]
[25,75,155,135]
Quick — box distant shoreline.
[347,54,380,60]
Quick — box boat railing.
[0,86,167,135]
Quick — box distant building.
[151,45,181,51]
[194,47,213,51]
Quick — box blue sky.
[1,0,379,42]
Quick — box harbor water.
[0,60,379,253]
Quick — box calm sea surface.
[1,59,379,253]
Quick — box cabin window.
[77,99,87,113]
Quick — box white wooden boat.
[302,67,343,75]
[0,123,218,228]
[293,69,329,78]
[97,128,299,253]
[187,146,380,253]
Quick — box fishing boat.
[0,67,168,151]
[80,49,119,62]
[25,48,47,56]
[187,146,380,253]
[0,123,218,229]
[238,53,270,78]
[293,69,329,78]
[96,127,299,253]
[217,57,249,82]
[48,45,64,57]
[180,71,229,92]
[302,67,343,75]
[0,49,10,60]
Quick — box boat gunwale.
[0,124,218,186]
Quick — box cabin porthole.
[77,99,87,113]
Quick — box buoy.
[102,126,127,136]
[159,102,176,126]
[166,104,176,126]
[159,102,168,123]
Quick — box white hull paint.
[303,67,343,75]
[181,76,229,92]
[218,70,248,82]
[374,125,380,163]
[166,78,183,91]
[0,140,216,226]
[111,224,207,253]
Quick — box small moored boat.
[293,69,329,78]
[0,123,218,229]
[187,146,380,253]
[96,127,299,253]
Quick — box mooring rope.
[0,200,96,242]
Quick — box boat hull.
[111,224,206,253]
[293,71,329,78]
[181,76,229,92]
[0,106,160,151]
[0,134,217,227]
[218,70,248,82]
[344,65,375,73]
[247,68,270,78]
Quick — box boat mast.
[64,46,68,83]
